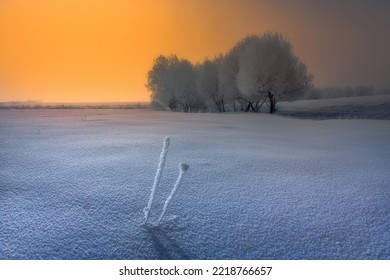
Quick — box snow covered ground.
[278,94,390,119]
[0,109,389,259]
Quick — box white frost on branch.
[156,163,189,226]
[144,136,170,224]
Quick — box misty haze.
[0,0,389,261]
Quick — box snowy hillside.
[0,109,389,259]
[278,94,390,119]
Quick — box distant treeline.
[304,86,390,100]
[0,102,151,110]
[147,32,313,114]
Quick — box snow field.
[0,109,389,259]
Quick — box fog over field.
[1,109,389,259]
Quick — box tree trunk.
[268,91,276,114]
[257,96,267,112]
[245,101,252,112]
[213,96,222,113]
[254,101,259,112]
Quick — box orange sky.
[1,0,389,102]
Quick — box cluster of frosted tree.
[146,32,313,113]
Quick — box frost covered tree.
[146,32,312,114]
[146,55,179,110]
[169,58,204,112]
[218,36,260,112]
[217,49,240,111]
[237,33,313,113]
[196,57,225,112]
[146,55,204,112]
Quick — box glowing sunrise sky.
[0,0,389,102]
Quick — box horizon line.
[0,100,151,104]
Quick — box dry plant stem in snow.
[156,163,189,226]
[144,137,170,224]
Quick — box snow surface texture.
[0,109,389,260]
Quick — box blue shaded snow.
[0,109,389,259]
